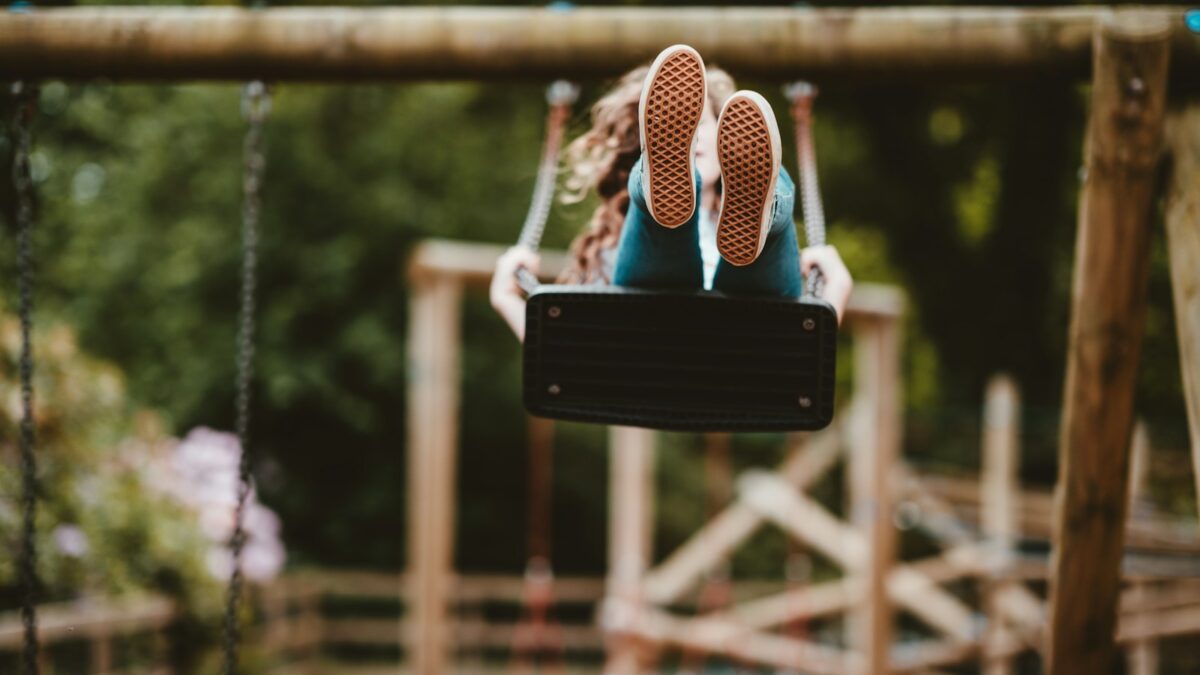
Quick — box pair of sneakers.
[638,44,782,267]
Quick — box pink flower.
[151,427,287,582]
[53,524,89,558]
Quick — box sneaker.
[639,44,707,228]
[715,90,782,266]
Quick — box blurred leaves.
[0,312,217,609]
[0,46,1192,581]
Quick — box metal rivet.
[803,318,816,331]
[548,306,562,318]
[798,396,812,408]
[548,384,561,395]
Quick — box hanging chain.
[11,80,41,675]
[515,80,579,294]
[785,82,826,299]
[221,80,269,675]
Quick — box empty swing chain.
[12,80,41,675]
[222,80,269,675]
[785,82,826,299]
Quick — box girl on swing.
[491,45,853,340]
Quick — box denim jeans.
[611,155,804,297]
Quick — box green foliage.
[1,51,1192,582]
[0,312,218,609]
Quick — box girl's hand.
[800,245,853,325]
[490,246,541,342]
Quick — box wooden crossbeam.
[628,604,860,675]
[739,471,978,642]
[1,7,1198,82]
[899,465,1048,641]
[641,427,842,605]
[721,545,988,631]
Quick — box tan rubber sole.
[716,92,781,266]
[640,46,706,228]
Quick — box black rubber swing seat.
[523,285,838,432]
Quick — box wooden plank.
[981,375,1020,675]
[0,596,175,647]
[409,239,906,321]
[738,471,976,642]
[641,427,842,604]
[285,570,402,600]
[727,576,860,629]
[408,239,568,289]
[725,545,987,631]
[325,618,604,652]
[1117,602,1200,643]
[913,473,1200,553]
[455,575,606,605]
[452,620,603,652]
[1165,104,1200,521]
[603,426,655,674]
[630,605,859,675]
[405,274,463,675]
[1047,11,1172,675]
[1,7,1198,82]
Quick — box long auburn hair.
[559,64,736,284]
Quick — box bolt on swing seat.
[516,81,837,433]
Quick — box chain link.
[222,80,269,675]
[785,82,826,299]
[11,79,41,675]
[514,81,578,294]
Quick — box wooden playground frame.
[2,4,1199,674]
[407,239,1200,675]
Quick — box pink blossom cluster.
[147,427,286,581]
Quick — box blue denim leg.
[711,166,805,298]
[611,155,705,290]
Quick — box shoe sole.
[639,45,706,228]
[716,91,782,266]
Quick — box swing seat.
[523,285,838,432]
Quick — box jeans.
[611,155,804,297]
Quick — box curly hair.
[558,64,735,284]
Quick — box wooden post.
[848,318,902,675]
[90,632,113,673]
[406,273,463,674]
[1127,421,1152,515]
[1164,104,1200,521]
[981,375,1020,675]
[1047,11,1171,675]
[844,322,878,659]
[869,318,901,675]
[605,426,656,674]
[1126,422,1159,675]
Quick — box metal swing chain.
[11,79,41,675]
[221,80,269,675]
[785,82,826,299]
[515,80,579,294]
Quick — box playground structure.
[9,239,1198,674]
[406,240,1200,674]
[3,5,1200,674]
